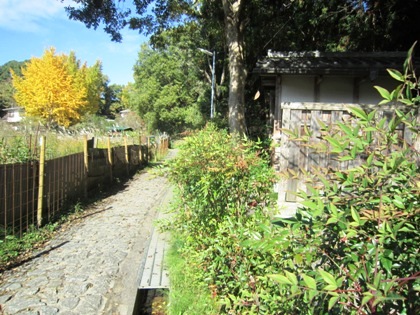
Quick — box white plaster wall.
[359,76,396,104]
[319,77,353,103]
[280,75,398,105]
[281,76,314,102]
[6,111,23,123]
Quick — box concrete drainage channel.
[132,218,171,315]
[133,288,168,314]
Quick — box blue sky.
[0,0,148,85]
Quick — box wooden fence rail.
[273,102,419,216]
[0,134,170,239]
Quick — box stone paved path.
[0,151,175,315]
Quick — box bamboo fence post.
[107,136,113,182]
[83,135,88,198]
[124,135,129,175]
[139,136,143,163]
[154,137,158,162]
[37,135,46,228]
[124,135,129,163]
[145,137,149,164]
[147,136,151,162]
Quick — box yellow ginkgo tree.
[63,51,104,114]
[12,47,94,128]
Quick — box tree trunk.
[222,0,247,135]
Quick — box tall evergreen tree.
[64,0,419,133]
[132,43,205,133]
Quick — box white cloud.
[105,30,144,55]
[0,0,70,32]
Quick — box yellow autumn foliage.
[12,47,89,128]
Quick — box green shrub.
[169,124,276,238]
[0,136,34,163]
[166,44,419,315]
[263,45,419,314]
[167,124,288,314]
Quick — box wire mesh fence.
[0,132,170,240]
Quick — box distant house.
[119,109,131,119]
[253,51,419,215]
[1,106,24,123]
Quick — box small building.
[119,109,132,119]
[1,106,24,123]
[253,51,419,215]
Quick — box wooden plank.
[275,101,419,214]
[330,110,342,170]
[277,108,291,203]
[308,110,322,168]
[285,109,301,202]
[285,179,298,202]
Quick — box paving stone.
[33,305,59,315]
[37,288,60,305]
[14,286,40,297]
[65,274,89,283]
[14,311,38,315]
[43,279,62,289]
[3,282,22,291]
[74,294,103,314]
[26,276,49,288]
[0,164,174,314]
[44,270,64,279]
[86,279,112,295]
[26,269,47,277]
[62,283,90,296]
[0,294,12,304]
[3,297,45,314]
[59,297,80,309]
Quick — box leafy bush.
[169,124,276,237]
[0,136,34,163]
[166,45,419,315]
[167,124,289,314]
[262,46,419,314]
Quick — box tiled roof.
[254,51,418,76]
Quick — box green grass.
[0,202,85,271]
[166,236,219,315]
[0,223,58,270]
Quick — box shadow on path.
[0,241,69,274]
